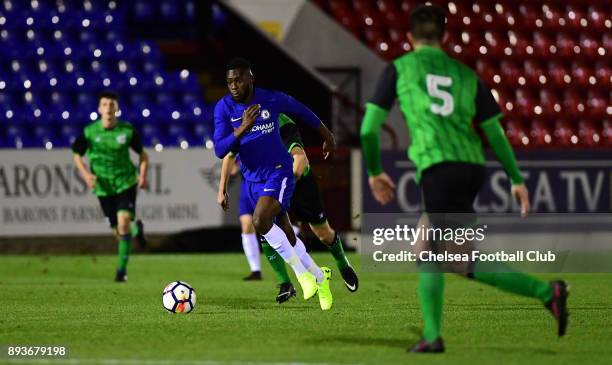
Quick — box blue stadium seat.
[167,70,200,93]
[167,123,191,147]
[132,1,156,23]
[140,123,164,146]
[0,0,208,148]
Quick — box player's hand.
[368,173,396,205]
[217,190,229,211]
[511,183,530,217]
[322,133,336,160]
[239,104,260,132]
[138,175,149,190]
[84,173,97,189]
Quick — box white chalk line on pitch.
[0,358,360,365]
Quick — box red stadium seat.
[580,35,600,58]
[329,0,350,15]
[500,60,521,86]
[587,91,607,118]
[476,59,498,86]
[602,119,612,146]
[594,61,611,88]
[539,89,562,118]
[530,120,553,147]
[383,12,408,29]
[496,88,516,116]
[499,4,520,29]
[388,27,405,43]
[578,120,601,147]
[508,31,532,59]
[478,3,501,30]
[563,89,586,118]
[587,5,607,31]
[373,38,393,59]
[553,120,578,147]
[518,3,540,29]
[542,4,565,30]
[352,0,375,16]
[556,33,580,58]
[565,5,588,30]
[524,60,545,86]
[399,0,414,16]
[603,32,612,55]
[376,0,398,14]
[515,89,536,118]
[484,31,508,58]
[547,61,571,87]
[533,31,556,58]
[394,39,411,55]
[364,28,385,47]
[360,11,385,30]
[503,119,528,147]
[570,61,592,88]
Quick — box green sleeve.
[360,103,389,176]
[480,116,524,184]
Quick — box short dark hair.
[409,4,446,42]
[98,90,119,102]
[226,58,252,72]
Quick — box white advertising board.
[0,148,225,236]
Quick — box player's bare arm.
[368,173,396,206]
[137,151,149,189]
[73,153,96,189]
[217,153,236,211]
[290,146,309,179]
[318,123,336,160]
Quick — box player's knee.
[116,214,131,235]
[252,214,272,235]
[239,215,255,234]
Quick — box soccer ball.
[162,281,196,314]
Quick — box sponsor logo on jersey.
[250,122,275,134]
[231,116,242,122]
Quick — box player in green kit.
[72,91,149,282]
[360,4,569,353]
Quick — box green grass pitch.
[0,253,611,365]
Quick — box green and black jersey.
[361,46,523,184]
[279,113,312,176]
[279,113,305,152]
[72,120,144,196]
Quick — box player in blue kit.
[213,58,337,310]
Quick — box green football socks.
[130,221,140,238]
[471,261,553,303]
[117,234,132,271]
[327,233,350,270]
[418,263,445,342]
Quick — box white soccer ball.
[162,281,196,314]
